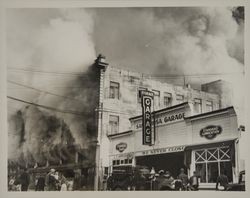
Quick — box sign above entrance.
[116,142,127,153]
[135,146,186,157]
[200,125,222,140]
[141,90,155,146]
[135,112,185,129]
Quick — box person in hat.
[177,168,189,190]
[189,171,199,191]
[216,170,229,191]
[35,173,45,191]
[156,170,166,190]
[45,168,58,191]
[161,171,174,190]
[19,168,30,191]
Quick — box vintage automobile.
[107,165,151,191]
[225,170,245,191]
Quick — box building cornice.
[185,106,236,122]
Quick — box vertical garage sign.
[141,90,155,145]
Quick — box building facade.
[94,55,235,189]
[108,103,241,189]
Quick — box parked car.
[225,170,245,191]
[107,165,151,191]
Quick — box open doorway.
[136,152,185,178]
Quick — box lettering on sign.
[136,146,186,156]
[135,112,185,129]
[200,125,222,139]
[115,142,127,152]
[141,90,155,145]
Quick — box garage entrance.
[135,152,185,178]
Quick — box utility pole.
[94,54,108,191]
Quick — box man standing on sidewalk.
[216,171,229,191]
[189,171,199,191]
[19,168,30,191]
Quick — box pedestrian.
[177,168,189,190]
[161,171,175,190]
[19,168,30,191]
[35,173,45,191]
[8,176,16,191]
[107,174,114,190]
[45,168,58,191]
[73,172,82,191]
[216,170,229,191]
[189,171,199,191]
[156,170,165,190]
[59,173,68,191]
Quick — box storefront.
[108,102,241,189]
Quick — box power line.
[7,67,244,78]
[7,67,86,77]
[8,80,84,103]
[7,96,88,116]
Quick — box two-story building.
[108,102,241,189]
[94,55,232,189]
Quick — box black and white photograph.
[0,0,249,194]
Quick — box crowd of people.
[8,167,230,191]
[8,168,88,191]
[146,168,200,191]
[106,168,230,191]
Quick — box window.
[109,115,119,134]
[112,158,133,167]
[104,167,109,175]
[176,94,184,104]
[206,101,213,112]
[137,87,147,103]
[194,98,202,114]
[109,81,119,99]
[164,92,172,107]
[152,90,160,109]
[194,147,232,183]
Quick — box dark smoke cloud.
[93,7,244,74]
[7,7,245,163]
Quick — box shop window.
[207,162,219,182]
[194,147,232,183]
[109,81,120,99]
[116,160,120,165]
[176,94,184,104]
[206,101,213,112]
[194,98,202,114]
[138,87,147,103]
[112,158,133,167]
[109,115,119,134]
[196,163,206,183]
[104,167,109,175]
[164,92,172,107]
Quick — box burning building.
[8,54,243,190]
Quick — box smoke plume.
[7,7,245,164]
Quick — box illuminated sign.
[116,142,127,153]
[141,90,155,145]
[200,125,222,139]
